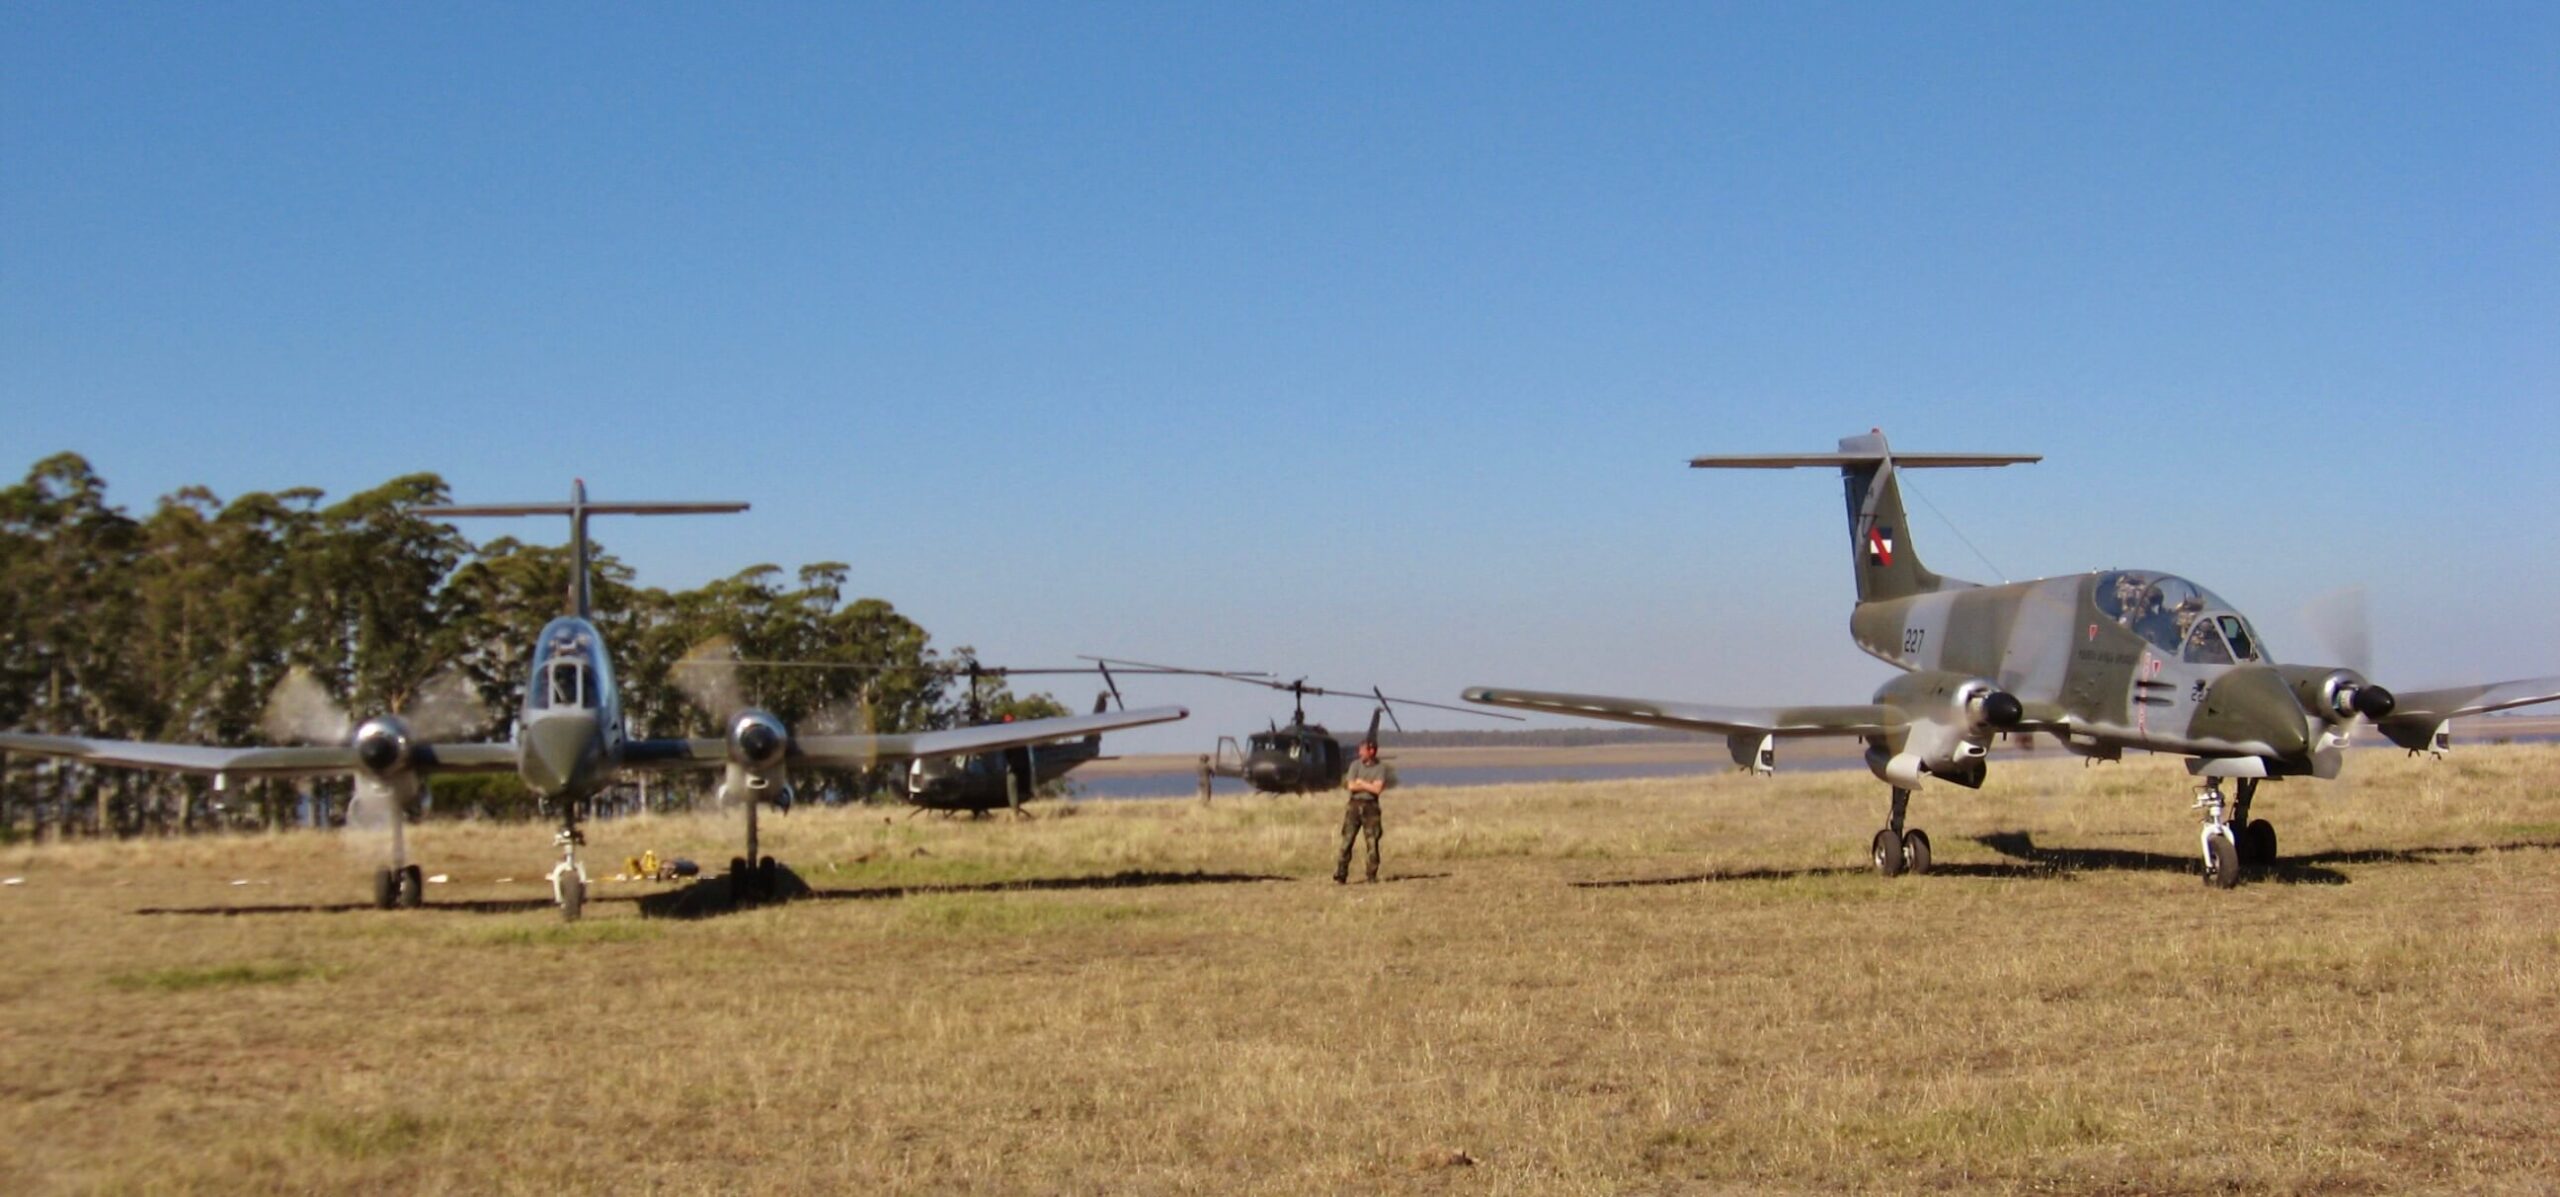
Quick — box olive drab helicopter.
[1465,430,2560,888]
[1086,657,1521,794]
[0,483,1187,918]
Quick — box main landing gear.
[1870,787,1932,878]
[2194,776,2276,889]
[370,805,424,909]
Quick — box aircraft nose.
[521,713,600,795]
[2194,667,2312,759]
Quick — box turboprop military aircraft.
[671,658,1245,815]
[0,483,1187,917]
[1464,431,2560,887]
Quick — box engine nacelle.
[2280,667,2396,724]
[1867,672,2018,790]
[353,715,416,779]
[1875,672,2023,735]
[726,709,791,771]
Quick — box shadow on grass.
[1972,831,2560,887]
[1571,860,2067,888]
[795,868,1292,907]
[140,896,577,916]
[140,866,1292,919]
[1568,834,2560,889]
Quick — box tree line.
[0,454,1059,839]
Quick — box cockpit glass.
[2181,623,2234,664]
[2215,615,2260,662]
[2094,571,2253,657]
[528,618,613,711]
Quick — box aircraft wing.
[2375,675,2560,750]
[0,733,520,778]
[1460,688,1895,737]
[621,704,1189,771]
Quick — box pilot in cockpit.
[2112,575,2147,626]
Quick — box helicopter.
[1084,657,1522,794]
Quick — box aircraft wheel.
[1871,828,1906,878]
[371,868,399,910]
[2202,827,2241,889]
[396,864,425,909]
[1902,829,1932,876]
[2242,819,2278,865]
[560,875,586,922]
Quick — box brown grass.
[4,748,2558,1194]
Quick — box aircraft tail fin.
[1081,691,1111,752]
[419,482,748,618]
[1689,430,2037,604]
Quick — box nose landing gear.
[548,823,589,921]
[2194,779,2242,888]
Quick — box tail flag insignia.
[1867,525,1895,566]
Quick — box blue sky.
[5,3,2555,752]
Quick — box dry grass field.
[5,748,2559,1195]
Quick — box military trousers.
[1336,796,1382,882]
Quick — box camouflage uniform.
[1335,754,1396,883]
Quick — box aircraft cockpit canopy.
[2094,571,2266,665]
[529,617,615,711]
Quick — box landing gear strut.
[2230,777,2277,866]
[2194,779,2241,888]
[371,805,425,909]
[1871,787,1931,877]
[548,815,589,921]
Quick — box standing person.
[1196,753,1214,805]
[1335,738,1395,884]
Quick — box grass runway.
[5,748,2558,1194]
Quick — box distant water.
[1069,754,1868,800]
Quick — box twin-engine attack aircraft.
[672,658,1237,815]
[0,483,1187,917]
[1464,431,2560,887]
[1086,658,1522,794]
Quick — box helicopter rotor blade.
[1373,686,1403,734]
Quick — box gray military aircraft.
[1465,431,2560,887]
[0,482,1187,916]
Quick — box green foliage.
[0,458,1038,833]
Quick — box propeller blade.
[404,667,492,742]
[674,635,746,722]
[261,666,352,746]
[2301,586,2372,675]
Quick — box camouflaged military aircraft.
[1464,431,2560,887]
[0,483,1186,917]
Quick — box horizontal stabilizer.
[418,502,749,517]
[1688,452,2039,469]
